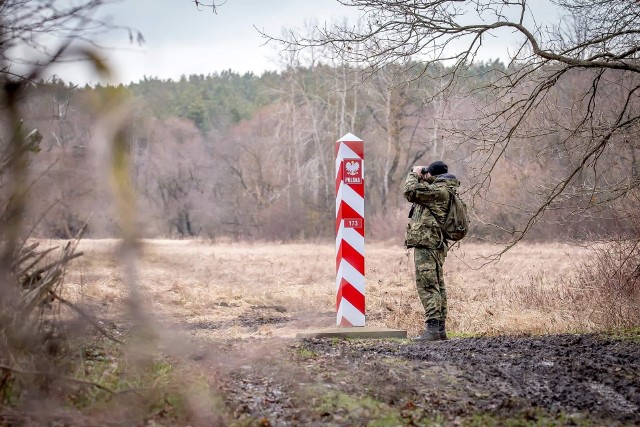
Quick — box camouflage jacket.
[404,172,461,249]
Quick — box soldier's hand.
[412,166,425,175]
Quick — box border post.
[335,133,365,327]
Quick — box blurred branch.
[50,290,125,345]
[0,364,140,395]
[193,0,226,13]
[0,0,141,82]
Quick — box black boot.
[415,319,442,341]
[439,319,448,340]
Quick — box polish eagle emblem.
[345,160,360,175]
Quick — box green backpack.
[440,189,469,242]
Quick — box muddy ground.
[213,326,640,426]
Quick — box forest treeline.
[10,60,637,243]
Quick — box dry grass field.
[7,239,638,426]
[59,239,593,339]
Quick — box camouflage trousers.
[414,247,447,321]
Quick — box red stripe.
[340,201,362,221]
[336,180,365,206]
[336,278,365,314]
[336,204,365,236]
[342,140,364,159]
[338,202,364,237]
[350,181,365,198]
[336,239,365,274]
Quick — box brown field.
[59,239,592,339]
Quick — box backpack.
[440,189,469,242]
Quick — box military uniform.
[404,171,460,322]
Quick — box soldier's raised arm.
[404,169,438,205]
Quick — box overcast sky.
[46,0,361,85]
[47,0,564,86]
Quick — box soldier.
[404,160,460,341]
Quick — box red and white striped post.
[335,133,365,327]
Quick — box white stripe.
[335,259,365,294]
[336,142,361,162]
[337,298,366,326]
[335,183,364,217]
[336,223,365,255]
[342,227,365,254]
[337,132,363,142]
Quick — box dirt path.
[217,333,640,426]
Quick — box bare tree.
[270,0,640,251]
[136,117,211,237]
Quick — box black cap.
[426,161,448,176]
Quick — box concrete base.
[296,326,407,339]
